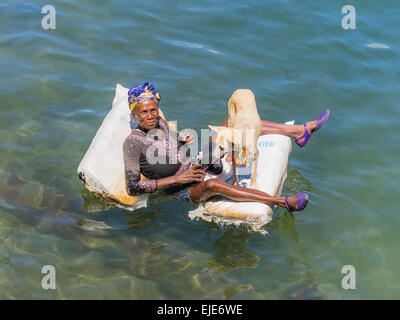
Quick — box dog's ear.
[208,125,226,133]
[209,126,236,141]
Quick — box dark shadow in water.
[0,172,81,221]
[284,167,313,193]
[0,171,100,243]
[122,193,174,230]
[197,207,308,274]
[205,226,260,273]
[196,218,309,299]
[267,210,307,261]
[201,212,321,299]
[79,184,176,230]
[80,187,114,213]
[277,272,322,300]
[124,208,160,230]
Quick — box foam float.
[188,123,293,228]
[77,84,175,210]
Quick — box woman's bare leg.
[188,178,300,209]
[218,117,317,145]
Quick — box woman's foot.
[293,121,317,145]
[284,192,309,212]
[294,109,330,147]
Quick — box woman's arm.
[157,164,205,189]
[123,137,205,196]
[123,138,158,196]
[125,163,205,196]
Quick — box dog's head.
[208,125,245,160]
[209,125,258,160]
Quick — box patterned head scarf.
[128,82,161,113]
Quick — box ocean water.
[0,0,399,299]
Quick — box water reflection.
[193,211,311,298]
[267,211,306,261]
[124,209,160,230]
[284,167,313,193]
[122,195,175,230]
[80,187,113,213]
[205,227,260,273]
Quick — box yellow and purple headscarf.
[128,82,161,113]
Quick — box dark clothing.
[123,117,192,196]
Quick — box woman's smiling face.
[133,99,160,130]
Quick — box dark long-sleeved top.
[123,117,192,196]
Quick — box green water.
[1,0,399,299]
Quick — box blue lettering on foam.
[258,141,274,148]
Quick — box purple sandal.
[295,109,330,147]
[285,192,309,212]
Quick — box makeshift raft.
[188,126,293,228]
[78,84,293,227]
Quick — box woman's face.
[132,100,159,130]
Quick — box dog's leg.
[250,151,259,189]
[232,151,239,186]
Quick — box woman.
[123,82,329,212]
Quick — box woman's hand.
[175,164,205,183]
[178,131,195,144]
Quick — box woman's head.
[128,82,161,130]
